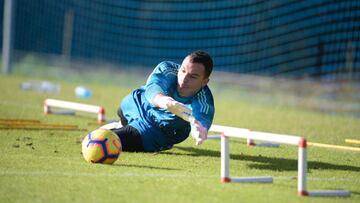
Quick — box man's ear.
[202,78,209,87]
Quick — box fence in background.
[1,0,359,81]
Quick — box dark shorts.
[110,109,144,152]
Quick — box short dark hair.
[187,50,213,78]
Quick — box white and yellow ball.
[82,128,122,164]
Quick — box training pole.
[221,133,230,183]
[308,142,360,152]
[345,139,360,145]
[298,138,308,196]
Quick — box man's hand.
[153,94,207,145]
[190,119,207,145]
[154,95,192,121]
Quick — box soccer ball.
[82,128,122,164]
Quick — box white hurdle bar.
[210,124,351,197]
[44,99,106,123]
[246,138,280,148]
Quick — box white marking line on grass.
[0,170,216,179]
[1,171,359,183]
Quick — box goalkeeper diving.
[101,51,215,152]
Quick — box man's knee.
[111,125,144,152]
[99,122,123,130]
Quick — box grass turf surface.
[0,73,359,203]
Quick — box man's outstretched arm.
[152,93,207,145]
[152,93,192,121]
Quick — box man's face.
[177,56,209,97]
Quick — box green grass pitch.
[0,73,359,203]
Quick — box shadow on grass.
[113,163,181,171]
[164,146,360,172]
[351,191,360,196]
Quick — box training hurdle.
[209,124,351,197]
[44,99,105,123]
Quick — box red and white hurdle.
[209,124,351,197]
[44,99,106,123]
